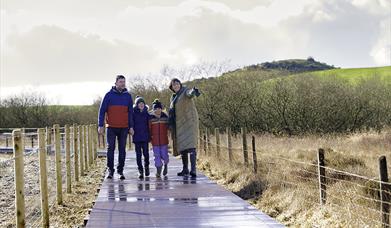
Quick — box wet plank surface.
[87,151,284,228]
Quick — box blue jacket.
[132,105,150,143]
[98,86,134,128]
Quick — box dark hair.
[169,78,182,92]
[116,75,125,82]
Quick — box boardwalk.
[87,151,284,228]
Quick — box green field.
[294,66,391,84]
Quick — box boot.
[177,152,189,176]
[156,166,162,178]
[107,170,114,179]
[138,168,144,179]
[190,150,197,178]
[163,164,168,176]
[117,170,125,180]
[145,166,150,177]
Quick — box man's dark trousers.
[106,127,128,174]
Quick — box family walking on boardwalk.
[98,75,201,180]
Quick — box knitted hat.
[135,95,145,105]
[152,99,163,110]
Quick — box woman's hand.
[188,86,201,98]
[193,87,201,97]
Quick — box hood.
[110,86,128,94]
[149,110,168,118]
[134,104,149,113]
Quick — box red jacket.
[149,112,169,146]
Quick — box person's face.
[115,78,126,90]
[155,108,162,115]
[172,81,181,93]
[138,102,145,110]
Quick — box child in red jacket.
[149,99,169,178]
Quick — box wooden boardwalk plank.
[87,151,284,228]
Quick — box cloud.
[1,25,162,87]
[279,0,390,67]
[207,0,272,10]
[172,0,390,68]
[173,9,288,65]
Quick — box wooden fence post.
[84,125,89,171]
[73,124,79,182]
[215,128,220,158]
[38,128,49,227]
[241,127,248,165]
[54,124,63,205]
[204,128,208,155]
[61,134,64,150]
[13,129,25,228]
[92,124,98,163]
[379,156,390,227]
[198,128,202,154]
[93,124,98,161]
[318,148,326,205]
[79,125,84,176]
[88,125,93,166]
[227,127,232,163]
[252,136,257,173]
[46,127,51,154]
[203,134,208,155]
[65,125,71,193]
[206,128,211,156]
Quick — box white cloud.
[2,25,162,87]
[278,0,389,67]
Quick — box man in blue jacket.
[98,75,134,180]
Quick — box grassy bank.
[197,130,391,227]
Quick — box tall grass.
[197,129,391,227]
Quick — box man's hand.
[98,127,104,135]
[129,127,134,136]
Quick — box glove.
[191,86,201,97]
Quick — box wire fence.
[197,127,391,227]
[0,124,100,227]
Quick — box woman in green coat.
[168,78,201,178]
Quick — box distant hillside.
[245,57,336,73]
[186,62,391,135]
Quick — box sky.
[0,0,390,105]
